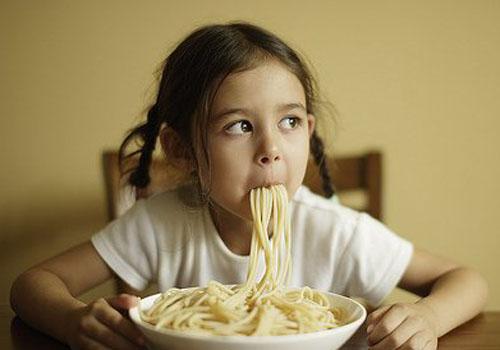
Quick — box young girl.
[11,22,487,350]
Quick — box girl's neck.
[208,203,253,256]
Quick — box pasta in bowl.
[129,289,366,350]
[129,185,366,349]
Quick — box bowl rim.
[129,290,367,343]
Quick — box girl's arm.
[366,247,489,349]
[10,241,145,349]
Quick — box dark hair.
[119,21,335,201]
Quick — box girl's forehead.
[212,61,306,110]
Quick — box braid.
[119,104,162,189]
[310,131,335,198]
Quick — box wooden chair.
[101,150,382,294]
[303,151,382,220]
[102,151,190,221]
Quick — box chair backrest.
[303,151,382,220]
[102,150,382,222]
[102,151,188,221]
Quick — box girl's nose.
[258,152,281,165]
[256,134,282,166]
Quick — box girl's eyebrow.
[213,102,306,120]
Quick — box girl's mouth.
[250,181,283,191]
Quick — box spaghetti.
[140,185,345,336]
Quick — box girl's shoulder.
[130,183,206,229]
[144,182,204,209]
[292,185,362,226]
[290,185,371,245]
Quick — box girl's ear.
[307,114,316,138]
[160,126,194,172]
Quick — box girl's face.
[204,60,315,222]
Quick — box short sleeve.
[341,213,413,307]
[91,199,158,290]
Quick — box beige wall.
[1,1,499,309]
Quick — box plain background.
[1,0,499,310]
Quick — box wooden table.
[1,305,499,349]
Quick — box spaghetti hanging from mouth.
[140,184,345,336]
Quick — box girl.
[10,22,487,350]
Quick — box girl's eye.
[225,120,253,135]
[279,116,301,129]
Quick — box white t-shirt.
[91,184,413,307]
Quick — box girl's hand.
[366,302,439,350]
[65,294,146,350]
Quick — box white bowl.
[130,291,366,350]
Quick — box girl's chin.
[210,197,253,222]
[234,203,253,222]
